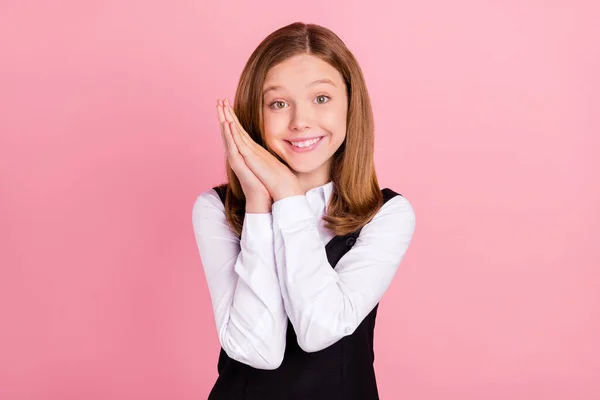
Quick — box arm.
[192,189,287,369]
[271,194,416,353]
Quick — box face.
[262,54,348,187]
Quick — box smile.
[285,136,325,153]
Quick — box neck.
[294,169,331,194]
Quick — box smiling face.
[262,54,348,189]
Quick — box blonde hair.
[218,21,384,238]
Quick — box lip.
[285,136,325,153]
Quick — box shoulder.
[192,187,224,221]
[380,190,415,216]
[363,191,416,234]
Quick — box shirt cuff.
[241,212,273,248]
[271,195,316,230]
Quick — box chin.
[285,158,329,175]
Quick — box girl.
[192,21,416,399]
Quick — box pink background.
[1,1,599,399]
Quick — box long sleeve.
[191,189,287,369]
[271,194,416,353]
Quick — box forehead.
[263,54,343,93]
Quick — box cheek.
[261,116,279,147]
[263,113,287,131]
[320,107,347,137]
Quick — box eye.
[267,94,332,110]
[315,94,331,104]
[269,101,287,110]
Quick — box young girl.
[192,21,416,400]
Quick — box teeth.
[290,137,321,148]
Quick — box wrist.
[272,186,304,202]
[245,197,273,214]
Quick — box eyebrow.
[262,78,337,96]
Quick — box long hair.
[219,21,384,238]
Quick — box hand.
[221,98,304,202]
[217,99,271,209]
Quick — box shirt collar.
[305,180,334,207]
[322,181,334,205]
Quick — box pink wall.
[1,1,598,399]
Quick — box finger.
[223,101,271,162]
[219,118,228,151]
[224,98,243,127]
[222,104,249,146]
[224,99,253,145]
[224,121,253,175]
[229,121,252,157]
[219,100,244,154]
[216,99,226,124]
[224,105,256,152]
[217,101,228,149]
[223,100,238,126]
[223,120,242,160]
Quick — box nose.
[288,103,312,132]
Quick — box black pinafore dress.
[208,185,401,400]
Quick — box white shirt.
[191,181,416,370]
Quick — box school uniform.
[192,181,416,399]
